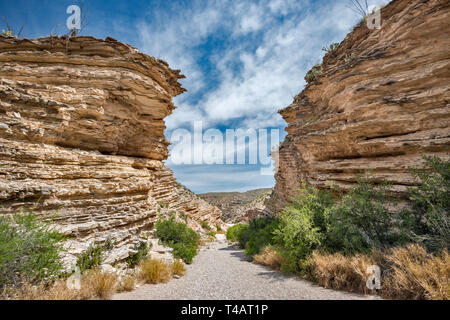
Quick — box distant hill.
[200,188,272,223]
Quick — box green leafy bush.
[125,241,150,268]
[200,220,211,231]
[225,223,249,247]
[77,244,103,274]
[244,218,279,256]
[305,65,323,83]
[322,42,340,53]
[400,156,449,251]
[273,186,333,272]
[325,177,399,254]
[0,210,65,288]
[155,217,199,264]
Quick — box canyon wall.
[270,0,450,211]
[0,35,223,266]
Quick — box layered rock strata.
[0,35,223,266]
[271,0,450,211]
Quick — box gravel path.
[113,237,375,300]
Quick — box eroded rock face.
[0,35,223,266]
[270,0,450,211]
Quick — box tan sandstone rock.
[270,0,450,211]
[0,35,223,266]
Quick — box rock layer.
[0,35,223,266]
[271,0,450,211]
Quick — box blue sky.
[1,0,389,193]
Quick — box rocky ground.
[113,235,375,300]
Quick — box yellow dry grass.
[381,244,449,300]
[253,246,286,270]
[171,259,186,277]
[138,258,171,284]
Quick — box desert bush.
[82,269,117,300]
[322,42,340,53]
[117,273,136,292]
[325,177,399,254]
[381,244,449,300]
[155,217,199,264]
[400,156,449,251]
[171,259,186,277]
[307,250,377,294]
[244,217,280,256]
[139,258,171,284]
[125,241,150,268]
[253,246,286,270]
[200,220,211,230]
[1,269,119,300]
[0,279,79,300]
[76,243,103,274]
[273,185,333,273]
[226,223,249,246]
[216,224,222,232]
[0,210,65,288]
[305,65,323,83]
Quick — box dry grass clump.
[381,244,449,300]
[305,244,449,300]
[171,259,186,277]
[117,273,137,292]
[1,280,80,300]
[0,269,118,300]
[82,269,117,299]
[253,246,286,271]
[308,251,377,294]
[139,258,171,284]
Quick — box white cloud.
[138,0,391,192]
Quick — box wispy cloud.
[135,0,390,192]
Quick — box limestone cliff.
[0,35,223,266]
[271,0,450,211]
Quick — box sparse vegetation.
[322,42,340,53]
[0,210,65,289]
[125,241,150,268]
[138,258,171,284]
[155,217,199,264]
[117,273,137,292]
[83,268,117,299]
[305,65,323,83]
[171,259,186,277]
[253,246,286,271]
[200,220,211,230]
[230,156,449,299]
[76,243,104,274]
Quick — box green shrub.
[216,224,222,232]
[200,220,211,231]
[325,177,399,254]
[322,42,340,53]
[226,223,249,247]
[1,29,13,37]
[400,156,450,251]
[273,186,333,273]
[125,241,150,268]
[305,65,323,83]
[171,243,197,264]
[0,210,65,288]
[244,218,280,256]
[77,244,103,274]
[155,217,199,264]
[208,231,216,237]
